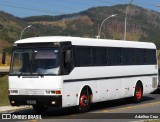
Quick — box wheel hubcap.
[136,86,142,100]
[79,95,88,107]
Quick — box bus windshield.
[10,48,60,75]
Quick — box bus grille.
[18,89,44,95]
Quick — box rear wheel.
[77,90,91,113]
[133,83,143,103]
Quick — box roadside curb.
[0,106,31,112]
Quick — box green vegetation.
[0,75,10,106]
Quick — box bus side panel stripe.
[64,73,157,82]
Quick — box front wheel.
[133,83,143,103]
[77,90,91,113]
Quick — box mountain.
[0,4,160,53]
[0,11,27,52]
[21,4,160,49]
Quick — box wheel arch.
[77,85,93,105]
[136,80,143,95]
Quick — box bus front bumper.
[9,95,62,107]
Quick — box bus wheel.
[133,83,143,103]
[32,105,48,113]
[77,90,90,113]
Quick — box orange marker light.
[55,90,61,94]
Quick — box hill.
[22,4,160,49]
[0,11,27,52]
[0,4,160,53]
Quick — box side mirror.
[63,50,73,74]
[65,50,71,63]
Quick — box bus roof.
[14,36,156,49]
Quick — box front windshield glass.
[32,49,60,75]
[10,49,32,75]
[10,48,60,75]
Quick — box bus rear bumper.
[9,95,62,107]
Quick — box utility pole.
[124,0,134,40]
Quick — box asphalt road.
[1,92,160,122]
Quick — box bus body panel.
[9,76,63,90]
[62,65,158,107]
[9,76,63,107]
[62,75,158,107]
[63,65,157,81]
[62,81,99,107]
[14,36,156,49]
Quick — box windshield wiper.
[18,72,31,78]
[18,72,23,78]
[37,73,44,78]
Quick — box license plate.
[27,100,36,105]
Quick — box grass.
[0,75,10,106]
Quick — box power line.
[29,0,82,12]
[0,2,63,15]
[0,0,159,18]
[0,8,34,17]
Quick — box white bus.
[8,36,158,113]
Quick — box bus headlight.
[9,90,18,94]
[45,90,55,94]
[45,90,61,95]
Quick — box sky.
[0,0,159,18]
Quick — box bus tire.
[133,82,143,103]
[32,105,48,113]
[77,90,91,113]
